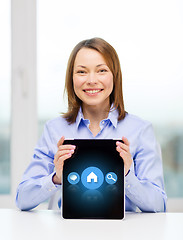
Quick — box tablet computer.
[62,139,124,219]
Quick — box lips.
[83,89,103,94]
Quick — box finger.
[57,136,65,148]
[119,151,132,168]
[122,136,130,146]
[58,144,76,151]
[57,149,75,158]
[119,150,128,158]
[54,151,72,165]
[116,145,122,153]
[54,149,75,162]
[58,153,72,166]
[116,142,129,152]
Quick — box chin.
[83,100,110,108]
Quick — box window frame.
[0,0,37,208]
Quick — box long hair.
[62,37,126,124]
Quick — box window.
[0,1,37,208]
[0,0,11,194]
[37,0,183,197]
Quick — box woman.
[16,38,167,212]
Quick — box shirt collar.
[107,106,118,128]
[75,107,89,129]
[75,105,118,129]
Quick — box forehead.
[74,48,107,66]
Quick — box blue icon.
[81,167,104,190]
[105,172,117,185]
[67,172,80,185]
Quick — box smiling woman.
[72,47,114,138]
[16,37,167,212]
[73,48,113,116]
[35,0,183,210]
[63,38,125,124]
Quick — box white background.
[37,0,183,126]
[0,0,183,208]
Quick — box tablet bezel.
[62,139,125,220]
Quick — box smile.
[83,89,103,94]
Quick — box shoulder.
[124,113,151,126]
[41,116,74,148]
[45,116,70,131]
[46,115,68,125]
[118,113,156,154]
[118,113,153,137]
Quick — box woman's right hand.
[52,136,76,184]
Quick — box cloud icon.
[67,172,80,184]
[70,174,77,181]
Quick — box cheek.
[105,74,114,92]
[73,76,83,91]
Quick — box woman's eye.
[99,69,107,73]
[77,70,86,74]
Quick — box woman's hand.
[116,137,133,176]
[52,136,76,184]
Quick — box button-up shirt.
[16,108,167,212]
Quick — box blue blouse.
[16,108,167,212]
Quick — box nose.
[86,72,97,84]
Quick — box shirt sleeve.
[15,122,61,211]
[125,123,167,212]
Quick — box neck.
[82,103,110,125]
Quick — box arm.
[15,123,61,210]
[117,123,167,212]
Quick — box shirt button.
[102,121,105,124]
[127,184,130,188]
[49,186,55,191]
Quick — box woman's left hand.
[116,137,133,176]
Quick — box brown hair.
[62,37,126,123]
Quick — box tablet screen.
[62,139,124,219]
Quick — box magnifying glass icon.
[107,173,116,182]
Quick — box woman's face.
[73,48,113,110]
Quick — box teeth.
[85,89,101,94]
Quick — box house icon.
[87,172,98,183]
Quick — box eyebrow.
[76,65,87,68]
[96,64,107,67]
[76,64,107,68]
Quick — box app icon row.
[67,167,117,190]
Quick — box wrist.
[125,169,130,177]
[52,173,61,185]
